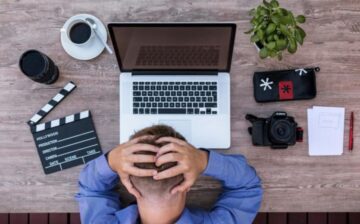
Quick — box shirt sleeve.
[75,154,122,224]
[201,150,263,224]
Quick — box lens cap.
[19,50,46,77]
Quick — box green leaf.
[271,14,281,24]
[266,23,276,34]
[261,20,268,29]
[279,8,288,16]
[288,38,297,54]
[255,8,262,19]
[250,17,258,25]
[259,47,268,59]
[294,29,304,45]
[270,0,279,7]
[279,24,290,36]
[266,41,276,50]
[244,28,254,34]
[276,38,287,50]
[255,24,263,32]
[269,50,277,58]
[249,8,256,16]
[288,11,296,25]
[296,15,306,23]
[280,14,293,25]
[257,15,265,24]
[256,29,264,40]
[273,34,279,40]
[262,0,272,8]
[267,34,274,42]
[296,26,306,39]
[251,34,260,43]
[259,7,269,16]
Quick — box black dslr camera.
[245,112,303,149]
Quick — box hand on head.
[108,135,209,198]
[108,135,159,198]
[154,137,208,194]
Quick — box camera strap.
[296,127,304,142]
[245,114,260,123]
[245,114,265,135]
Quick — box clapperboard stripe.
[33,110,90,133]
[28,81,76,126]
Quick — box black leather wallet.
[253,67,320,103]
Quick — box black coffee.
[19,50,59,84]
[69,22,91,44]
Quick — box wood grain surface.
[0,0,360,212]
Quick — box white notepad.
[307,106,345,156]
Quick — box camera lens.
[270,120,294,144]
[277,127,286,136]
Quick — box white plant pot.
[254,42,263,52]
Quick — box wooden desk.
[1,0,360,213]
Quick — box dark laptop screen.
[108,24,236,72]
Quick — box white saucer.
[60,14,107,60]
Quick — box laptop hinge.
[132,70,218,76]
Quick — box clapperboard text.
[28,82,102,174]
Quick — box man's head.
[128,125,188,224]
[129,125,186,199]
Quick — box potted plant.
[245,0,306,60]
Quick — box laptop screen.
[108,23,236,72]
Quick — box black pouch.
[253,67,320,103]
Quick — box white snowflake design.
[295,68,308,76]
[259,77,274,91]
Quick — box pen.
[349,111,354,151]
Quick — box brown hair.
[129,125,185,198]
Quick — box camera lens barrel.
[269,119,295,144]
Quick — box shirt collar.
[115,205,194,224]
[115,204,139,224]
[175,208,194,224]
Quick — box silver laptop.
[108,23,236,149]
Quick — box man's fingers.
[153,165,184,180]
[127,166,157,177]
[127,184,141,199]
[156,137,188,146]
[120,175,141,199]
[127,154,156,163]
[127,143,159,154]
[155,152,181,166]
[156,143,183,158]
[171,181,193,194]
[120,175,133,190]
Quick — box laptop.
[108,23,236,149]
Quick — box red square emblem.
[279,81,294,100]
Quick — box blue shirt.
[76,150,263,224]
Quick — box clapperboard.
[28,82,102,174]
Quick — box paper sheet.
[307,106,345,156]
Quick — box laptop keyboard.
[136,46,220,67]
[132,81,218,115]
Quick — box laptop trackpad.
[158,120,192,142]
